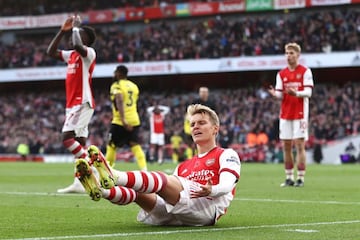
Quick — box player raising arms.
[75,104,241,226]
[146,103,170,164]
[268,42,314,187]
[47,15,97,193]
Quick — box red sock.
[285,162,294,180]
[106,186,137,205]
[117,171,168,193]
[63,138,87,158]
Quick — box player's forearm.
[46,30,64,57]
[117,105,126,123]
[209,172,237,198]
[295,87,312,98]
[273,91,283,99]
[115,96,126,123]
[72,27,83,49]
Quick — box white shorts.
[150,133,165,145]
[62,103,94,138]
[279,119,308,140]
[137,176,231,226]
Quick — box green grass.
[0,161,359,240]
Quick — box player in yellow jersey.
[183,115,194,159]
[170,130,183,163]
[105,65,147,170]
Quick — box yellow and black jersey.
[110,79,140,126]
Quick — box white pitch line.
[285,229,320,233]
[1,192,360,206]
[234,197,360,205]
[0,191,85,197]
[3,220,360,240]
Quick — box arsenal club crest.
[206,158,215,166]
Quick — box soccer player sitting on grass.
[77,104,241,226]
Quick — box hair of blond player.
[285,42,301,53]
[187,104,219,126]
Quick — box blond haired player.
[105,65,147,170]
[268,42,314,187]
[75,104,241,226]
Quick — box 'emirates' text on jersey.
[61,47,96,108]
[110,79,140,126]
[175,147,240,185]
[275,64,314,120]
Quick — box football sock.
[185,147,193,159]
[131,145,148,170]
[105,144,117,167]
[172,152,178,163]
[297,162,306,181]
[114,170,168,193]
[63,138,87,159]
[285,161,294,180]
[102,186,137,205]
[158,148,164,163]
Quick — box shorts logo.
[300,121,307,130]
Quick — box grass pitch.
[0,161,359,240]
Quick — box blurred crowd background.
[0,1,359,163]
[1,82,359,162]
[0,5,358,69]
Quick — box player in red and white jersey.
[268,42,314,187]
[146,104,170,164]
[75,104,241,226]
[47,15,97,193]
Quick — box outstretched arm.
[47,16,73,60]
[191,148,240,198]
[190,172,237,198]
[114,93,132,131]
[286,86,312,97]
[268,85,283,99]
[72,15,87,57]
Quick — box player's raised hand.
[268,85,276,97]
[61,16,74,31]
[72,15,82,28]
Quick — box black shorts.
[108,124,141,147]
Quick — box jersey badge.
[206,158,215,166]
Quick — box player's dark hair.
[116,65,128,76]
[82,26,96,46]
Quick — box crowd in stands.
[0,0,217,16]
[1,83,359,163]
[0,6,359,69]
[1,2,359,162]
